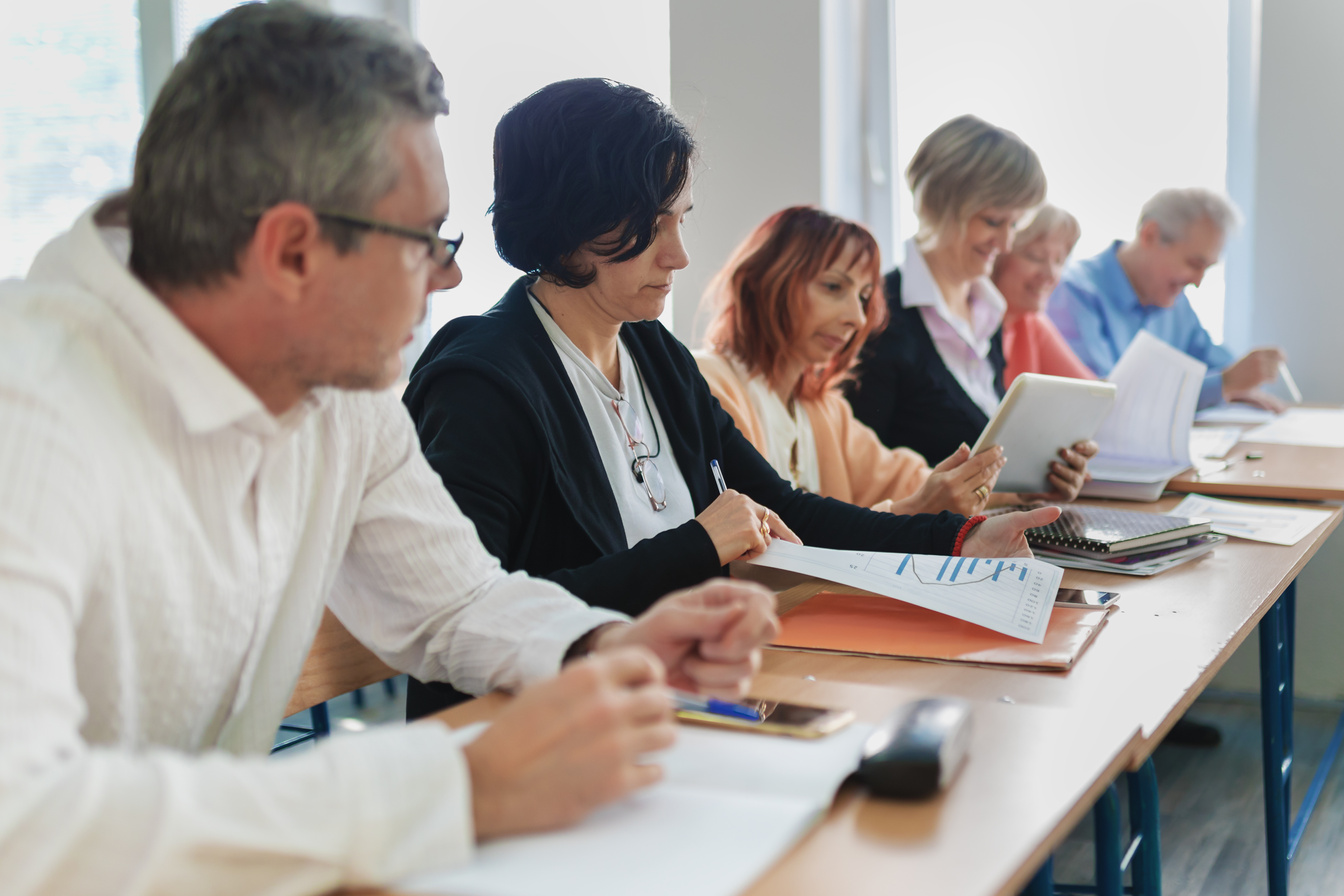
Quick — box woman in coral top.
[991,204,1096,386]
[695,206,1005,517]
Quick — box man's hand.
[593,580,779,698]
[463,647,675,840]
[1225,387,1287,414]
[1223,347,1287,406]
[1020,440,1098,504]
[959,505,1062,558]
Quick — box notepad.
[1084,331,1206,501]
[1021,504,1211,553]
[1171,494,1335,546]
[747,540,1062,643]
[398,722,874,896]
[772,591,1110,671]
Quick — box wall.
[669,0,823,343]
[1211,0,1344,699]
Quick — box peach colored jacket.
[695,352,931,507]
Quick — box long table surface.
[756,495,1341,759]
[423,674,1142,896]
[382,497,1339,896]
[1169,440,1344,502]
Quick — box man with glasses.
[0,5,777,894]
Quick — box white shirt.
[901,237,1006,417]
[0,207,627,895]
[725,356,821,493]
[529,293,695,547]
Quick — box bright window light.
[415,1,671,334]
[892,0,1229,340]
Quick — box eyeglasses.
[611,398,667,512]
[243,207,463,267]
[313,211,463,268]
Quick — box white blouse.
[730,357,821,492]
[900,237,1006,418]
[529,293,696,547]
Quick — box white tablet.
[971,373,1118,494]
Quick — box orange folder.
[772,591,1111,671]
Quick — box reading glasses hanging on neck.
[611,398,667,512]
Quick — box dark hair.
[128,2,449,290]
[491,78,696,289]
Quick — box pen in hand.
[1278,361,1303,404]
[672,689,761,722]
[711,459,727,494]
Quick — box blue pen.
[711,459,728,494]
[673,690,762,722]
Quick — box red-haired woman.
[696,206,1004,517]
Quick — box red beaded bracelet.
[952,515,988,556]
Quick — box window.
[414,1,671,332]
[891,0,1230,339]
[0,0,245,280]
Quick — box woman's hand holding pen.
[695,490,801,565]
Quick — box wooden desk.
[1169,441,1344,501]
[428,675,1141,896]
[761,496,1339,754]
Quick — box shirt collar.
[900,237,1006,339]
[49,204,304,435]
[1100,239,1147,315]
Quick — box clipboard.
[971,373,1117,493]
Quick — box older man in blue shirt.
[1047,188,1285,411]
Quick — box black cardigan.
[846,268,1006,463]
[402,277,966,716]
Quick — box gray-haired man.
[0,5,776,893]
[1048,187,1287,411]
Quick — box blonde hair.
[1011,204,1081,255]
[907,114,1047,243]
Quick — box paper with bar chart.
[748,540,1062,643]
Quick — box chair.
[273,609,400,752]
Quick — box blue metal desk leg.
[1019,856,1053,896]
[1259,581,1295,896]
[1093,783,1123,896]
[1127,757,1162,895]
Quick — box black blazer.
[846,268,1006,464]
[401,278,967,716]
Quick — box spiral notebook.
[1021,505,1211,554]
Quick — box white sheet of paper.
[1170,494,1334,545]
[1244,407,1344,448]
[398,722,874,896]
[1189,426,1244,459]
[747,540,1060,643]
[1090,331,1206,482]
[1196,404,1278,426]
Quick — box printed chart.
[750,541,1062,643]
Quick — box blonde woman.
[990,204,1096,386]
[846,115,1096,501]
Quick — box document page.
[747,540,1061,643]
[1244,407,1344,448]
[399,722,874,896]
[1171,494,1334,546]
[1092,331,1206,476]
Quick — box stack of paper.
[1171,494,1335,545]
[398,722,874,896]
[1243,407,1344,448]
[1084,331,1206,501]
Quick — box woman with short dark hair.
[403,80,1058,717]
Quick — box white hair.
[1138,188,1242,242]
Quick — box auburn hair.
[702,206,887,401]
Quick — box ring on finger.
[760,509,771,539]
[974,485,990,501]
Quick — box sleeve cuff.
[1199,371,1225,410]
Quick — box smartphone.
[1054,588,1120,608]
[675,698,855,738]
